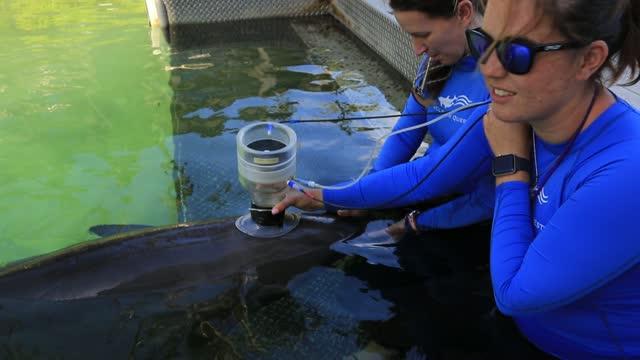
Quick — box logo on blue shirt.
[537,187,550,205]
[438,95,473,109]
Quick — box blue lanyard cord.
[530,86,599,200]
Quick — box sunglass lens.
[468,30,489,58]
[499,42,532,75]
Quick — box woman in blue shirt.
[274,0,640,357]
[376,0,487,166]
[346,0,493,230]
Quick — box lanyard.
[530,87,599,200]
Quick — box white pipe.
[145,0,168,28]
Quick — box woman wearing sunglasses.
[343,0,494,232]
[470,0,640,357]
[276,0,640,357]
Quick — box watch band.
[492,154,530,177]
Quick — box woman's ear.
[576,40,609,81]
[456,0,475,27]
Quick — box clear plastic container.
[236,122,297,226]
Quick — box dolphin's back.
[0,214,364,300]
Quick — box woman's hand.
[483,109,531,158]
[483,109,532,184]
[271,188,324,215]
[384,219,408,240]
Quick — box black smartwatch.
[492,154,530,177]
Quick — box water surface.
[0,0,176,264]
[0,2,406,264]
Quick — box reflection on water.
[166,18,405,221]
[331,220,403,269]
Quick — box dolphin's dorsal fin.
[89,224,152,237]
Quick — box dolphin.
[0,215,504,360]
[0,213,364,300]
[0,214,368,359]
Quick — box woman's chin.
[490,107,526,124]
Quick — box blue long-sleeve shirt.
[324,103,493,209]
[372,55,493,229]
[324,97,640,358]
[492,99,640,358]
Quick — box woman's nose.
[412,38,428,56]
[480,46,507,78]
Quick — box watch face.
[492,155,516,176]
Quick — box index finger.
[272,192,299,215]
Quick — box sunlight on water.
[0,0,177,264]
[0,2,408,265]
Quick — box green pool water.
[0,1,409,265]
[0,0,177,265]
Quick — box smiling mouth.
[493,87,516,97]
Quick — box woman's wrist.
[495,171,530,186]
[404,209,421,235]
[311,189,325,210]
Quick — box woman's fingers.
[483,111,531,158]
[271,191,302,214]
[271,188,324,214]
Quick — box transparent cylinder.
[236,122,297,213]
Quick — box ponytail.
[538,0,640,86]
[615,0,640,85]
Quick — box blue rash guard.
[493,99,640,358]
[323,102,493,210]
[372,55,493,229]
[324,96,640,358]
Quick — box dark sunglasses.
[465,28,584,75]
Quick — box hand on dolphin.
[271,188,324,214]
[385,219,408,240]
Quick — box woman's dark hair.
[538,0,640,85]
[389,0,485,18]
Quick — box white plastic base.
[235,212,300,238]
